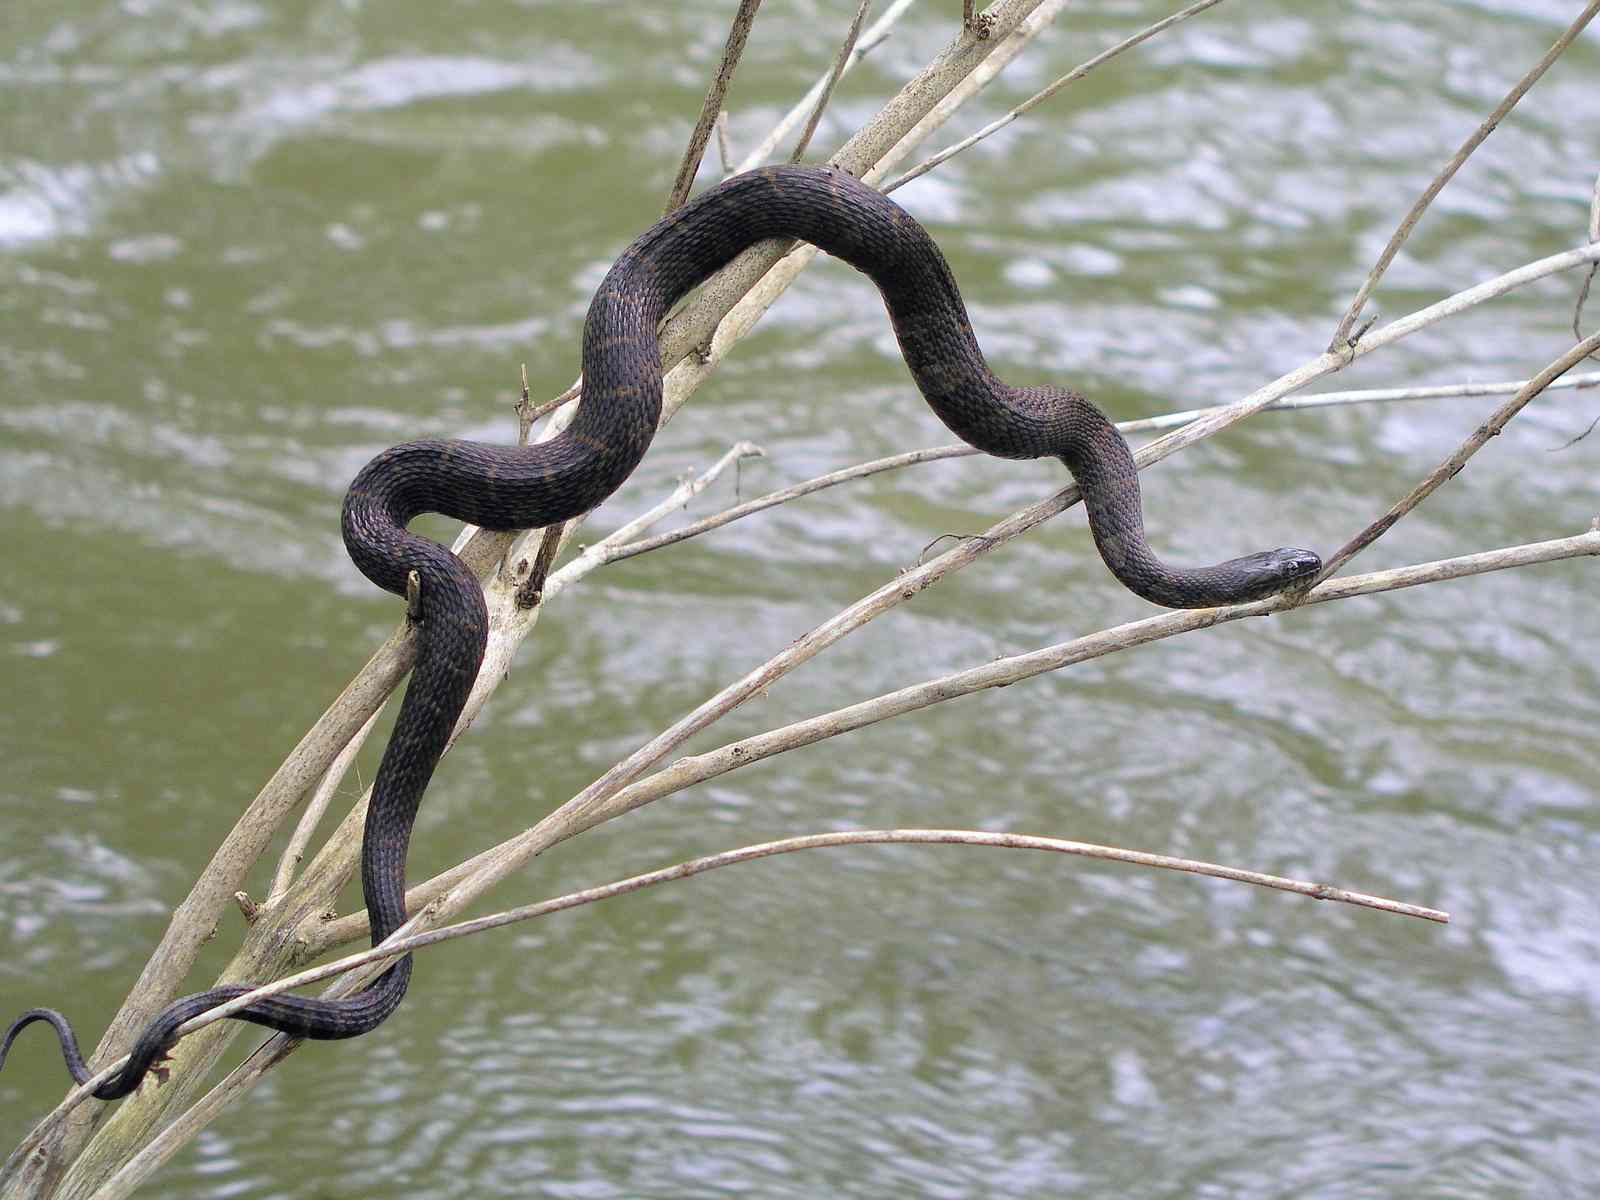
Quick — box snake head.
[1233,546,1323,600]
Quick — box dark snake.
[2,165,1320,1100]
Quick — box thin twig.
[267,706,382,901]
[1548,412,1600,451]
[520,380,581,427]
[73,793,1472,1200]
[514,363,536,445]
[1118,372,1600,433]
[513,524,566,610]
[1314,333,1600,582]
[715,109,733,174]
[1327,0,1600,350]
[152,828,1473,1044]
[791,0,873,162]
[666,0,765,212]
[1576,265,1596,345]
[886,0,1230,194]
[598,371,1600,572]
[1590,169,1600,244]
[1577,173,1597,349]
[570,532,1600,844]
[735,0,918,172]
[526,441,766,607]
[602,444,975,564]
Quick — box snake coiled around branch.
[2,165,1320,1101]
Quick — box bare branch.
[512,523,566,610]
[268,707,380,901]
[186,827,1473,1037]
[1549,412,1600,451]
[600,444,975,564]
[715,109,733,174]
[514,363,535,445]
[599,370,1600,571]
[886,0,1230,194]
[548,441,767,588]
[1327,1,1600,349]
[665,0,765,212]
[176,828,1468,1047]
[1119,371,1600,434]
[790,0,873,163]
[1315,333,1600,582]
[57,810,1457,1191]
[518,380,580,427]
[1590,168,1599,243]
[735,0,918,172]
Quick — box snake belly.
[1,164,1319,1100]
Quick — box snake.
[2,164,1320,1101]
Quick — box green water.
[2,2,1598,1196]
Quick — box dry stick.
[514,363,536,445]
[122,825,1474,1055]
[8,5,1065,1193]
[790,0,873,162]
[1592,170,1600,243]
[109,819,1468,1082]
[583,531,1600,825]
[305,239,1600,957]
[715,110,733,173]
[33,529,1600,1165]
[224,830,1456,1026]
[1327,0,1600,351]
[267,706,381,901]
[1576,169,1600,347]
[604,444,977,563]
[665,0,765,212]
[886,0,1229,194]
[1316,333,1600,582]
[513,523,567,609]
[737,0,918,172]
[598,371,1600,568]
[1117,372,1600,434]
[521,380,580,428]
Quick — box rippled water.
[2,2,1598,1196]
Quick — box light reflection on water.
[2,1,1598,1196]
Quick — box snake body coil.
[2,165,1319,1100]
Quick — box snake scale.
[2,165,1320,1101]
